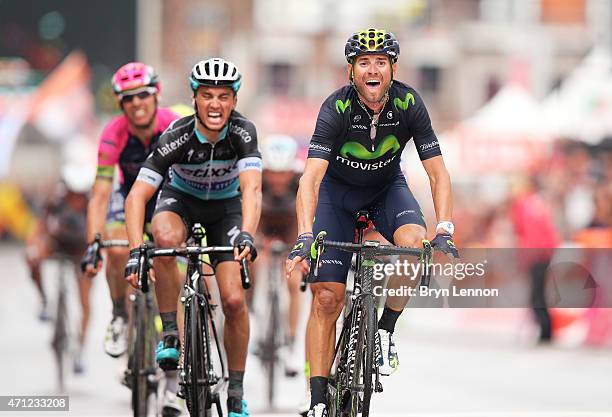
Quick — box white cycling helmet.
[261,134,298,172]
[61,162,95,194]
[189,58,242,92]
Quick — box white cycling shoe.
[298,391,311,417]
[307,403,328,417]
[161,390,182,417]
[104,316,128,358]
[377,329,399,376]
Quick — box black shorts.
[312,173,426,284]
[153,185,242,265]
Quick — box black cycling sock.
[378,306,402,334]
[227,370,244,409]
[112,297,128,320]
[160,311,178,337]
[310,376,328,408]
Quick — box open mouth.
[133,108,146,118]
[365,79,381,88]
[207,111,223,124]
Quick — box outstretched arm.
[421,155,453,226]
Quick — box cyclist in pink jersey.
[81,62,178,357]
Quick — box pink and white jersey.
[96,108,179,195]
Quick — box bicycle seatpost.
[192,223,205,244]
[355,210,370,244]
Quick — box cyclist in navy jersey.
[286,28,459,416]
[124,58,262,417]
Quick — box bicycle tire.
[327,321,349,417]
[347,297,365,417]
[51,284,68,392]
[131,294,148,417]
[359,294,375,416]
[266,291,280,407]
[185,297,209,417]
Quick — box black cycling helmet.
[345,28,400,64]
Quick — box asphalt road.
[1,243,611,417]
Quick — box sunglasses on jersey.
[120,91,153,104]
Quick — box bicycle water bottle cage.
[191,223,205,243]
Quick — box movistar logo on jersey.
[340,135,400,160]
[335,99,351,114]
[393,93,415,111]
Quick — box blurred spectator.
[24,162,93,372]
[510,175,561,343]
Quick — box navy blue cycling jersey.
[308,81,441,187]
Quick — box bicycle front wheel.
[346,294,375,417]
[184,297,209,417]
[51,285,68,392]
[359,294,375,416]
[131,294,149,417]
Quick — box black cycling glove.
[124,248,141,278]
[234,231,257,261]
[287,232,314,265]
[81,241,102,273]
[431,233,460,259]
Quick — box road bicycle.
[254,239,295,408]
[310,211,433,417]
[49,253,80,392]
[89,234,160,417]
[135,224,250,417]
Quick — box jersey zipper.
[207,142,215,199]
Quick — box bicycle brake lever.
[240,257,251,289]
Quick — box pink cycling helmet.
[111,62,160,97]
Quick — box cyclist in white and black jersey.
[124,58,262,417]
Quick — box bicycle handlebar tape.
[240,257,251,289]
[138,246,148,293]
[300,272,308,292]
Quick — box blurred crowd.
[454,138,612,249]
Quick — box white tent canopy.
[432,84,552,178]
[541,47,612,144]
[464,83,549,136]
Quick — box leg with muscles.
[370,180,427,375]
[215,261,250,416]
[74,265,92,373]
[151,211,186,370]
[103,226,130,358]
[151,211,186,416]
[25,237,50,321]
[285,265,303,376]
[307,282,345,408]
[374,224,426,375]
